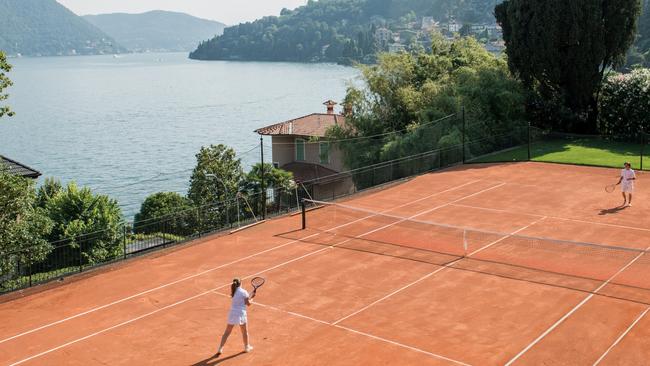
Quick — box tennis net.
[299,199,650,305]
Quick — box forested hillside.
[0,0,123,56]
[84,11,226,52]
[190,0,501,63]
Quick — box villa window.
[296,138,305,161]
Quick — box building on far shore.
[0,155,41,179]
[255,100,355,200]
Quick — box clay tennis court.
[1,162,650,365]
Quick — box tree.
[188,145,244,228]
[495,0,641,133]
[329,35,526,182]
[459,23,472,37]
[240,163,294,215]
[0,51,14,119]
[36,177,63,208]
[134,192,193,235]
[598,69,650,139]
[0,167,53,285]
[242,163,294,193]
[45,182,124,265]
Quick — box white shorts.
[227,310,247,325]
[622,183,634,193]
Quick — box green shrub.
[598,69,650,140]
[134,192,193,235]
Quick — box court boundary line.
[8,247,338,366]
[210,292,472,366]
[592,307,650,366]
[6,179,493,364]
[449,203,650,233]
[504,247,650,365]
[0,179,483,345]
[332,216,546,325]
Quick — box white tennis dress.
[621,168,636,193]
[227,287,249,325]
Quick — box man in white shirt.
[617,162,637,207]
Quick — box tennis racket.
[605,184,617,193]
[251,277,265,297]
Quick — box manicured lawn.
[472,137,649,170]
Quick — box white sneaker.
[628,203,632,207]
[245,345,254,353]
[216,347,224,356]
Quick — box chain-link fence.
[6,111,643,293]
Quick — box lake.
[0,52,359,217]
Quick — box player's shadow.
[598,206,627,215]
[191,351,245,365]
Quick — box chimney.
[323,100,338,114]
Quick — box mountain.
[0,0,124,57]
[84,11,226,52]
[189,0,501,63]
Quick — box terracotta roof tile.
[255,113,346,137]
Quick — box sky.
[56,0,308,25]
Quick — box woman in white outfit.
[217,278,254,356]
[617,162,637,207]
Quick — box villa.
[255,100,355,200]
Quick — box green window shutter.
[296,139,305,161]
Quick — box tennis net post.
[301,199,306,230]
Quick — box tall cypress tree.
[496,0,641,133]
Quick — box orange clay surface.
[1,162,650,366]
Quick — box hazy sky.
[57,0,308,25]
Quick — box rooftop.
[0,155,41,179]
[255,113,346,137]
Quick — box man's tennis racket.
[605,184,617,193]
[251,277,265,297]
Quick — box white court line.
[211,292,472,366]
[332,215,546,325]
[335,324,472,366]
[0,179,482,345]
[8,247,336,366]
[592,307,650,366]
[7,180,491,364]
[450,203,650,233]
[504,248,650,366]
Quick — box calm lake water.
[0,52,359,217]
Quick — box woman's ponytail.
[230,278,241,297]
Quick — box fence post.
[301,199,306,230]
[260,135,267,220]
[28,258,32,287]
[641,133,645,171]
[123,225,127,259]
[527,122,532,161]
[461,107,466,163]
[78,238,83,273]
